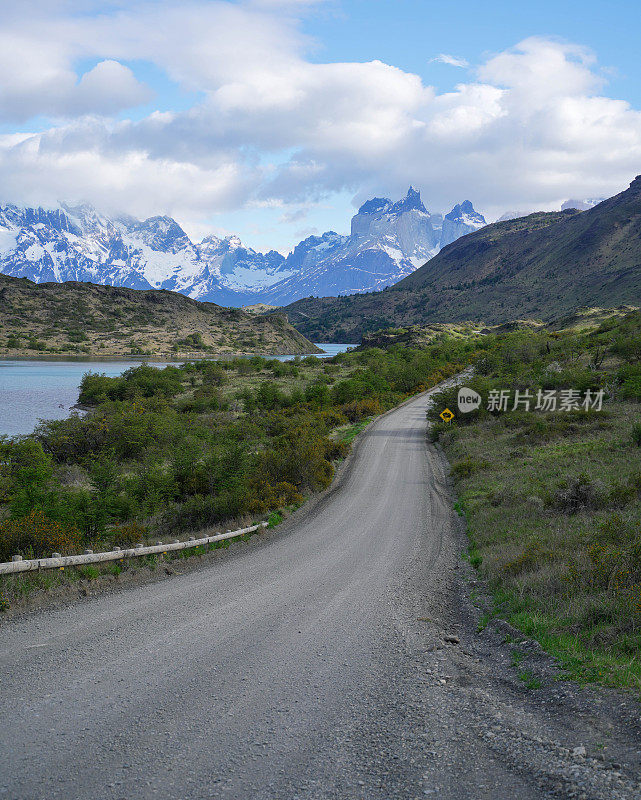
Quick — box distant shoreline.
[0,349,327,363]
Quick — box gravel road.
[1,389,640,799]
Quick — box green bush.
[109,522,148,548]
[450,456,486,480]
[0,333,482,551]
[550,473,605,514]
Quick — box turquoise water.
[0,344,355,436]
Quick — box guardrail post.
[52,552,61,559]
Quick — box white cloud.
[430,54,469,68]
[0,33,151,122]
[0,3,640,241]
[71,61,152,115]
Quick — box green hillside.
[0,275,319,357]
[284,176,641,342]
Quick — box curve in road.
[1,389,639,799]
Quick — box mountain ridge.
[281,176,641,342]
[0,189,485,307]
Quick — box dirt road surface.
[1,390,640,799]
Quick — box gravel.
[0,389,639,799]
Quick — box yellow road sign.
[439,408,454,423]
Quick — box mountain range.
[282,176,641,342]
[0,189,485,307]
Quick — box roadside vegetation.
[0,340,476,582]
[427,310,641,692]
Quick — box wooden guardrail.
[0,522,268,575]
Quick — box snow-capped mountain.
[0,203,292,304]
[561,198,606,212]
[259,187,478,304]
[440,200,486,247]
[0,189,486,306]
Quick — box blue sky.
[0,0,640,252]
[306,1,641,105]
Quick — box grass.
[508,649,542,687]
[335,417,373,445]
[518,669,543,690]
[441,401,641,693]
[428,315,641,694]
[267,511,283,528]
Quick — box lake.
[0,343,355,437]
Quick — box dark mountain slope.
[283,176,641,342]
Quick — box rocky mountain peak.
[23,206,81,236]
[441,201,486,248]
[131,215,190,253]
[357,197,392,215]
[445,201,486,224]
[390,186,427,215]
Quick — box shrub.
[79,366,183,405]
[586,516,641,595]
[320,409,348,428]
[260,428,335,493]
[631,423,641,447]
[323,439,350,462]
[79,373,126,404]
[502,539,549,576]
[550,473,605,514]
[304,382,331,408]
[176,332,206,349]
[608,482,637,507]
[201,363,227,386]
[342,397,382,422]
[0,510,82,561]
[612,335,641,363]
[0,438,54,514]
[109,522,148,549]
[450,456,486,481]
